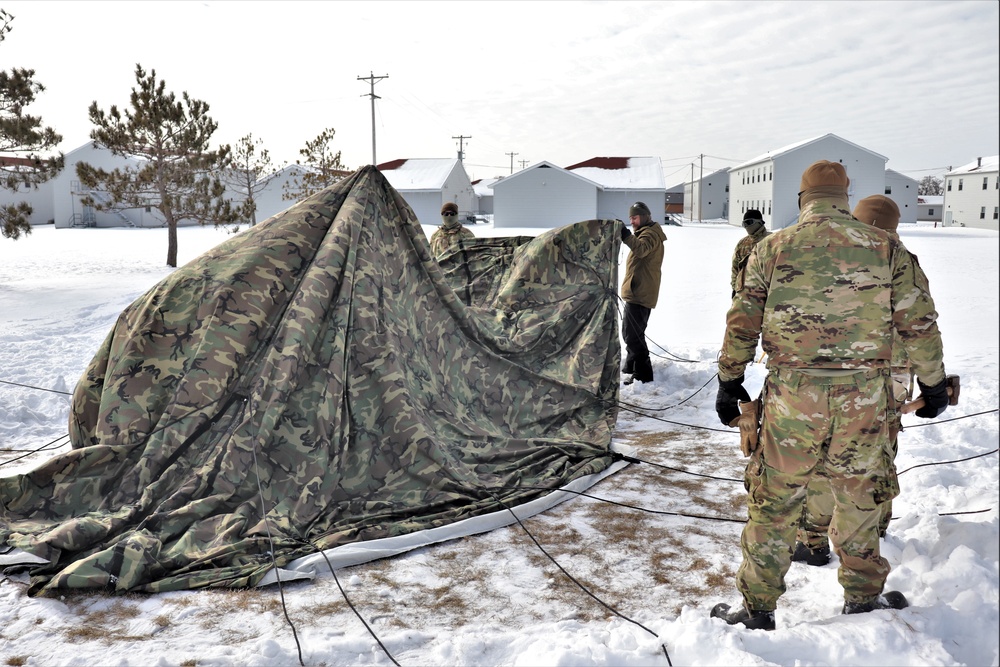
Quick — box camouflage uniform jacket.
[621,221,667,309]
[430,219,475,258]
[730,227,771,293]
[718,199,944,385]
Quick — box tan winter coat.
[621,221,667,309]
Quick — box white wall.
[943,169,1000,230]
[493,166,597,228]
[598,191,665,222]
[885,170,918,225]
[0,177,54,227]
[52,144,153,228]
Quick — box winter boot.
[622,375,635,386]
[791,541,831,566]
[710,603,775,631]
[633,357,654,384]
[842,591,908,615]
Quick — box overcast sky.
[3,0,998,183]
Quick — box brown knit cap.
[853,194,900,231]
[799,160,850,193]
[441,201,459,215]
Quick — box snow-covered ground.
[1,217,997,666]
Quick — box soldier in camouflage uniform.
[430,201,475,258]
[710,161,949,630]
[730,209,770,298]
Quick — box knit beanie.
[441,201,459,215]
[799,160,850,208]
[853,194,900,231]
[629,201,651,218]
[742,209,765,235]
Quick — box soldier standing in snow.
[619,201,667,384]
[711,161,949,630]
[730,209,770,298]
[430,201,475,259]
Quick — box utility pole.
[518,159,529,169]
[357,71,388,165]
[506,152,518,174]
[699,153,704,223]
[689,163,695,220]
[453,135,471,161]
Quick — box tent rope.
[486,490,673,666]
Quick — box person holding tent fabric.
[619,201,666,384]
[430,201,475,259]
[730,209,770,299]
[711,160,948,631]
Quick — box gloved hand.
[716,375,752,426]
[915,378,949,419]
[620,225,632,242]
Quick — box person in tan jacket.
[619,201,667,384]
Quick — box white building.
[728,133,888,230]
[884,169,919,225]
[377,158,475,226]
[473,176,501,215]
[566,157,666,221]
[917,195,943,224]
[491,161,601,229]
[683,167,730,221]
[942,156,999,230]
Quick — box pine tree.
[282,127,349,202]
[220,133,273,229]
[76,64,235,267]
[0,9,64,240]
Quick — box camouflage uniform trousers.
[737,367,898,610]
[795,373,905,547]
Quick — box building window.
[947,180,952,191]
[994,207,999,220]
[928,208,935,216]
[981,207,986,219]
[885,186,892,194]
[959,178,964,191]
[725,184,729,192]
[984,177,989,190]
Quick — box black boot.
[710,603,775,631]
[842,591,909,615]
[791,542,831,566]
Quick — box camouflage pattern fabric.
[719,197,945,609]
[739,369,896,609]
[0,166,621,595]
[730,226,770,294]
[429,220,476,259]
[436,235,535,307]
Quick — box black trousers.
[622,302,653,382]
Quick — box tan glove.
[728,399,761,457]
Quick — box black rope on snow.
[0,434,70,466]
[897,447,999,476]
[902,408,999,428]
[246,396,306,667]
[0,378,73,395]
[616,453,742,483]
[614,295,703,364]
[303,544,402,667]
[486,490,673,666]
[617,373,719,413]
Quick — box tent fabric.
[0,166,622,596]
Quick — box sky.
[1,215,997,666]
[2,0,999,184]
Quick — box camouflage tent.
[0,166,622,595]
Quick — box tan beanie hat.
[800,160,850,193]
[853,194,900,231]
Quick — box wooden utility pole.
[506,152,518,174]
[358,71,388,165]
[453,135,471,161]
[518,159,529,169]
[699,153,704,223]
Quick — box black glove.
[716,375,752,426]
[915,378,949,419]
[620,225,632,242]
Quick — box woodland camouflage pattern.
[0,166,621,595]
